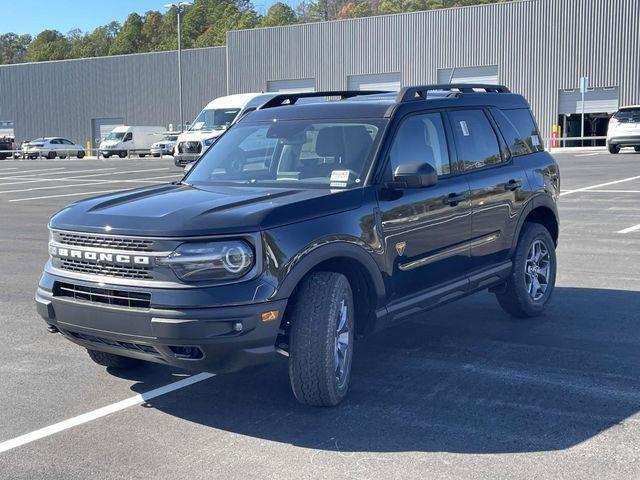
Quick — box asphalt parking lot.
[0,150,639,479]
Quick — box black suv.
[36,85,560,406]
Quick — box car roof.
[244,86,530,122]
[619,105,640,111]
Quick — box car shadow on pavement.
[129,286,640,454]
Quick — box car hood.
[177,130,224,143]
[49,183,365,237]
[100,140,119,148]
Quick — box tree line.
[0,0,510,64]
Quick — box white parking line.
[0,167,116,179]
[559,175,640,196]
[618,224,640,234]
[0,372,214,454]
[0,175,180,194]
[559,189,640,194]
[0,168,172,187]
[0,167,19,172]
[0,167,66,177]
[9,189,123,202]
[574,152,602,157]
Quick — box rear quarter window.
[493,108,543,156]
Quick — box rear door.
[376,111,471,301]
[446,108,530,272]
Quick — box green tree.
[109,12,144,55]
[26,30,70,62]
[260,2,298,27]
[140,11,165,51]
[0,33,32,64]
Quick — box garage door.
[348,73,401,91]
[558,87,619,114]
[267,78,315,93]
[92,118,125,145]
[437,65,499,85]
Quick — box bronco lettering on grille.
[50,246,150,266]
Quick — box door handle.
[505,179,522,191]
[443,192,466,206]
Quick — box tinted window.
[502,109,543,153]
[389,113,451,176]
[449,109,502,171]
[614,108,640,122]
[123,132,132,141]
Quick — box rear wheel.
[102,153,111,158]
[288,271,354,407]
[77,151,85,159]
[608,143,620,154]
[496,223,556,318]
[634,146,640,153]
[87,349,141,369]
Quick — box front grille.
[59,258,153,280]
[178,141,202,154]
[68,331,159,355]
[54,281,151,309]
[56,232,154,252]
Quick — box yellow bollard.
[86,141,91,158]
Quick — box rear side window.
[499,109,543,155]
[448,109,503,171]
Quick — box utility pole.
[164,2,192,132]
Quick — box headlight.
[203,137,217,147]
[159,241,254,282]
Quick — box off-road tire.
[288,271,354,407]
[87,349,141,369]
[496,223,556,318]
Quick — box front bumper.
[151,147,172,156]
[174,154,199,167]
[36,274,287,373]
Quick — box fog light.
[233,322,243,332]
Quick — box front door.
[376,111,472,301]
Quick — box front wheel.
[87,349,141,369]
[608,143,620,154]
[634,146,640,153]
[288,271,354,406]
[496,223,556,318]
[118,151,127,158]
[46,151,56,159]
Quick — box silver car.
[24,137,86,159]
[150,134,179,157]
[607,106,640,154]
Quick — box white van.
[99,126,165,158]
[173,93,278,166]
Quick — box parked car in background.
[150,133,179,157]
[23,137,86,159]
[0,136,15,159]
[173,93,279,167]
[99,126,165,158]
[607,105,640,154]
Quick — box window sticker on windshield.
[193,122,205,130]
[460,120,470,137]
[330,170,351,186]
[531,135,541,146]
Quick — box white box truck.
[99,126,165,158]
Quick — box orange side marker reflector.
[261,310,280,322]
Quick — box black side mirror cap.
[393,162,438,188]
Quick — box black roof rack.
[258,90,391,110]
[397,84,511,103]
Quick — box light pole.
[164,2,192,132]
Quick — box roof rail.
[258,90,391,110]
[397,84,511,103]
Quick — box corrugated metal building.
[0,47,227,146]
[0,0,638,146]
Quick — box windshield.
[163,135,178,141]
[189,108,241,131]
[185,119,387,189]
[105,132,125,141]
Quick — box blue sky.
[1,0,289,36]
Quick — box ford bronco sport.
[36,85,560,406]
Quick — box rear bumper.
[608,135,640,146]
[36,280,287,373]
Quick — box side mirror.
[183,162,195,174]
[393,162,438,188]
